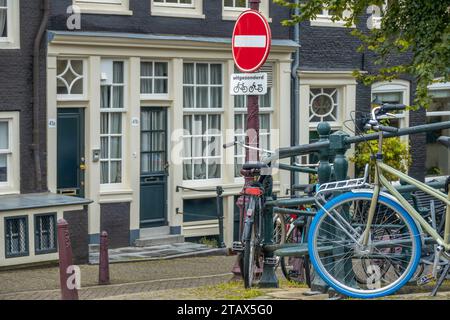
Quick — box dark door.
[57,108,85,197]
[140,108,168,228]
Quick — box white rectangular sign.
[230,73,267,96]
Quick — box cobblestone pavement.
[0,255,237,300]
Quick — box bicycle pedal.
[417,274,435,286]
[232,241,244,252]
[264,257,278,266]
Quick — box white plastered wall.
[47,34,295,246]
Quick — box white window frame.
[56,58,87,101]
[367,1,387,30]
[182,62,224,185]
[140,60,170,100]
[371,80,410,133]
[222,0,270,21]
[0,0,20,49]
[100,59,127,190]
[0,112,19,194]
[298,71,357,183]
[425,81,450,178]
[73,0,132,15]
[151,0,204,19]
[310,7,353,28]
[309,87,340,127]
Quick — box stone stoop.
[134,234,185,247]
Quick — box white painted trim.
[0,112,19,195]
[298,71,356,183]
[0,0,20,50]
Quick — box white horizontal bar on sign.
[234,35,266,48]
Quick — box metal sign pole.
[232,0,262,279]
[246,1,261,164]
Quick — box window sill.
[222,11,272,22]
[310,19,354,28]
[140,94,171,101]
[0,40,20,50]
[77,8,133,16]
[150,10,205,19]
[99,188,133,196]
[57,95,88,102]
[0,189,20,196]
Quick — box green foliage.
[198,236,219,248]
[274,0,450,109]
[350,133,412,181]
[193,281,263,300]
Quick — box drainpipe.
[32,0,50,192]
[290,0,300,193]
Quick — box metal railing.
[175,185,225,248]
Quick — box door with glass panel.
[57,108,85,197]
[140,108,168,228]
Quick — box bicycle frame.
[362,155,450,251]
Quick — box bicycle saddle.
[242,162,269,170]
[438,136,450,149]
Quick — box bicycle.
[307,103,450,298]
[224,140,275,288]
[279,205,315,286]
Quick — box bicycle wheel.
[242,197,261,288]
[308,192,421,299]
[280,217,314,287]
[273,213,286,245]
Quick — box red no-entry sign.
[232,10,272,73]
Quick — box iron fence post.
[310,122,332,293]
[260,194,279,288]
[216,186,226,248]
[328,130,353,298]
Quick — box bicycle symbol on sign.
[233,82,248,94]
[248,82,264,93]
[233,82,264,94]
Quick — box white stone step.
[139,226,170,238]
[134,234,185,247]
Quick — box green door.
[140,108,168,228]
[57,108,85,197]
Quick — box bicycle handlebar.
[379,103,407,112]
[223,141,236,149]
[377,125,399,133]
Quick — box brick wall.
[49,0,291,40]
[64,206,89,264]
[0,0,47,193]
[100,202,131,249]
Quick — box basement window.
[35,214,57,255]
[5,216,29,258]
